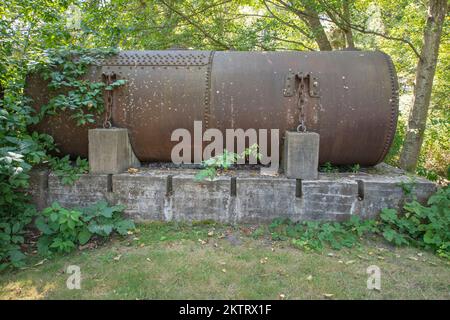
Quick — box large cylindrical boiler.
[26,50,399,165]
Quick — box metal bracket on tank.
[283,71,320,98]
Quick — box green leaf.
[78,228,92,245]
[35,217,53,235]
[115,219,135,236]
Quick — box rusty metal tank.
[26,50,399,165]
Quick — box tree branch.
[157,0,232,49]
[262,0,313,39]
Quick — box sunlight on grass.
[0,222,449,300]
[0,279,57,300]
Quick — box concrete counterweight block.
[88,128,140,174]
[283,131,320,180]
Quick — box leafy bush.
[0,94,55,270]
[0,205,35,271]
[35,201,135,255]
[379,186,449,258]
[261,187,449,259]
[267,216,378,251]
[0,47,124,269]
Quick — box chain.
[103,73,115,128]
[296,73,307,132]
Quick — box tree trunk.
[302,7,333,51]
[342,0,355,49]
[399,0,447,172]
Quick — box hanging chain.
[296,73,308,132]
[103,73,115,129]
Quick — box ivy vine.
[31,47,126,126]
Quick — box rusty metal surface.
[27,50,399,166]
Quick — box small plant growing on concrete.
[350,164,360,173]
[320,161,339,173]
[48,155,89,185]
[195,144,261,181]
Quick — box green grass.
[0,222,449,300]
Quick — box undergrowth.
[254,186,450,259]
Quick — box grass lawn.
[0,222,449,300]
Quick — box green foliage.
[49,155,89,185]
[266,216,378,251]
[35,201,135,255]
[319,162,339,173]
[262,187,450,259]
[0,205,36,271]
[31,47,124,125]
[318,163,362,174]
[195,144,261,181]
[0,92,55,270]
[0,45,121,269]
[379,186,450,258]
[350,164,361,173]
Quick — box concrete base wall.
[27,164,437,223]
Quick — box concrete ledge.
[300,178,359,220]
[356,175,437,219]
[171,175,233,222]
[27,165,437,223]
[236,177,296,222]
[47,173,110,208]
[112,173,167,221]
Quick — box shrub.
[262,187,449,259]
[0,47,123,269]
[379,186,449,258]
[35,201,135,255]
[267,216,378,251]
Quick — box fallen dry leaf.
[345,260,356,265]
[279,294,286,300]
[127,167,139,174]
[207,231,214,237]
[33,259,47,266]
[408,256,419,261]
[306,275,313,281]
[113,254,122,261]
